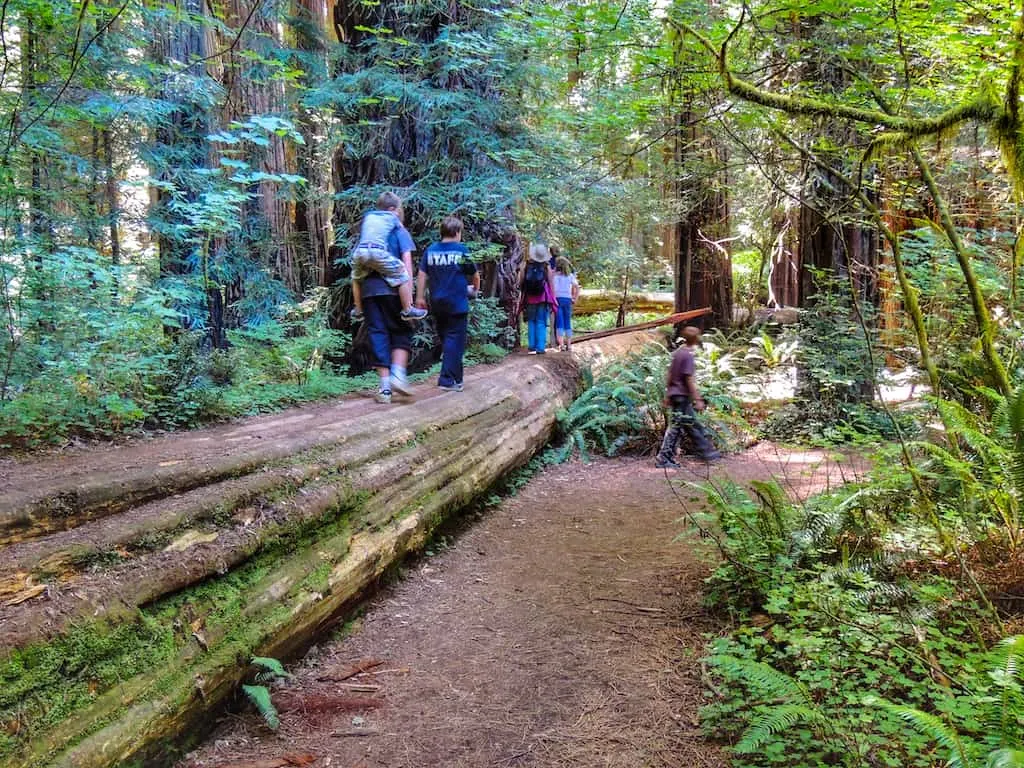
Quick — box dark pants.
[657,395,718,461]
[435,311,468,386]
[364,294,411,368]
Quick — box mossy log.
[0,335,650,768]
[573,290,674,317]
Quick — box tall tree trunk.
[672,106,732,326]
[294,0,335,291]
[154,0,211,278]
[217,0,301,294]
[103,129,121,270]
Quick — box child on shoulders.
[350,191,427,323]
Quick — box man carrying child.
[349,191,428,324]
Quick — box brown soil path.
[176,445,864,768]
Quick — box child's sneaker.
[391,372,411,396]
[350,307,364,322]
[375,389,392,404]
[655,457,682,469]
[439,382,463,392]
[400,306,428,321]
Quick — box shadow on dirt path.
[178,445,866,768]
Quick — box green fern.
[251,656,288,678]
[709,655,808,701]
[865,696,972,768]
[712,656,832,755]
[242,684,280,730]
[988,750,1024,768]
[735,703,830,753]
[1006,390,1024,517]
[241,655,289,730]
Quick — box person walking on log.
[415,215,480,392]
[655,325,721,468]
[520,243,557,354]
[358,205,421,402]
[349,191,428,325]
[552,255,580,353]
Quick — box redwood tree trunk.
[672,106,733,327]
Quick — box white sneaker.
[375,389,392,404]
[391,373,411,396]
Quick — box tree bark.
[294,0,334,290]
[153,0,211,278]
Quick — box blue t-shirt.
[361,222,416,298]
[419,242,477,315]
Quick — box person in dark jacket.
[655,326,721,468]
[415,215,480,392]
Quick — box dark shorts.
[364,294,411,368]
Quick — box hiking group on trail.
[347,192,582,402]
[348,191,720,465]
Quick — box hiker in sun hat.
[518,243,557,354]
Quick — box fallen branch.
[274,694,383,714]
[593,596,665,613]
[331,728,380,737]
[210,755,316,768]
[317,658,386,682]
[573,307,711,343]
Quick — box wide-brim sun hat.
[528,243,550,263]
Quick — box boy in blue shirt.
[415,216,480,392]
[350,191,428,323]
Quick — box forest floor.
[175,444,865,768]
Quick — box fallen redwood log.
[573,290,674,317]
[573,307,711,344]
[0,331,653,768]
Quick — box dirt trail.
[177,445,863,768]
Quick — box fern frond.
[988,749,1024,768]
[865,696,969,768]
[912,440,977,486]
[751,480,787,515]
[573,430,589,463]
[735,703,829,753]
[251,656,287,677]
[851,581,912,608]
[242,684,280,730]
[710,656,804,700]
[1007,390,1024,505]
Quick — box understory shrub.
[548,342,749,463]
[693,445,1024,768]
[0,282,355,447]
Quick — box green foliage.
[241,684,280,731]
[732,248,769,314]
[548,344,672,462]
[572,311,663,334]
[241,655,290,731]
[910,388,1024,548]
[250,656,289,680]
[744,331,798,371]
[467,296,516,356]
[859,634,1024,768]
[695,428,1024,768]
